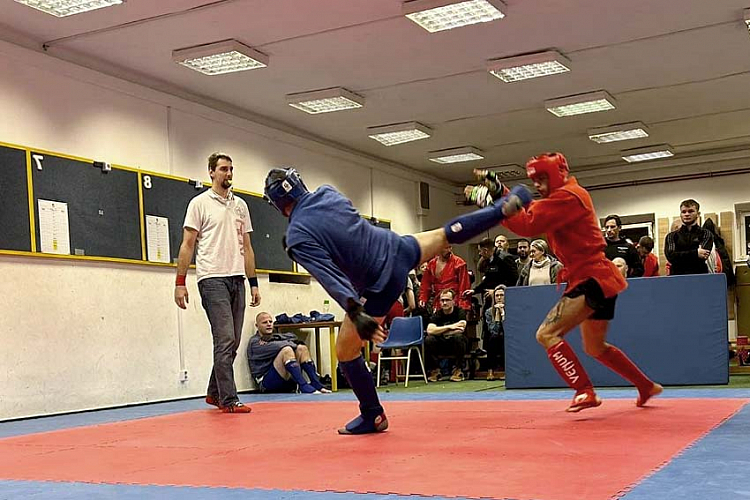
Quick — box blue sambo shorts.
[361,235,421,317]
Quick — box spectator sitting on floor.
[637,236,660,277]
[517,239,563,286]
[425,289,468,383]
[612,257,628,278]
[484,284,506,381]
[247,312,331,394]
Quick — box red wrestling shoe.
[221,401,252,413]
[205,395,222,408]
[636,383,663,407]
[566,390,601,413]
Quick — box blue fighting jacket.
[285,185,402,310]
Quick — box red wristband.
[175,275,186,287]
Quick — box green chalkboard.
[234,191,294,272]
[31,152,142,260]
[0,145,31,252]
[141,173,204,263]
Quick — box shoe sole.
[637,383,664,407]
[337,417,389,435]
[566,397,602,413]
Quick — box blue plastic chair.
[376,316,428,388]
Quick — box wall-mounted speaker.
[417,181,430,216]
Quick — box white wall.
[0,41,459,420]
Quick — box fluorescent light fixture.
[403,0,505,33]
[488,50,570,83]
[368,122,432,146]
[745,8,750,33]
[545,91,616,117]
[621,144,674,163]
[588,122,650,144]
[14,0,123,17]
[287,87,364,114]
[173,40,268,75]
[428,146,484,164]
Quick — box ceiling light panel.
[488,50,570,83]
[287,88,364,114]
[621,145,674,163]
[368,122,432,146]
[545,91,616,117]
[403,0,505,33]
[173,40,268,75]
[429,146,484,164]
[588,122,650,144]
[14,0,123,17]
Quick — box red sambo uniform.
[502,176,626,297]
[502,174,655,409]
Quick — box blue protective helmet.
[263,168,309,214]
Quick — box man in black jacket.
[665,199,713,275]
[603,215,644,277]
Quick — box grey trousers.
[198,276,246,406]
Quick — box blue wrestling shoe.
[337,413,389,435]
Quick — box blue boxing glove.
[500,185,533,217]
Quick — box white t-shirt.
[183,189,253,282]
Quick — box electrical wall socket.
[179,369,189,382]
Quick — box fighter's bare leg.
[536,295,601,412]
[274,345,317,393]
[294,343,312,363]
[582,319,662,406]
[412,229,449,265]
[296,344,331,393]
[535,295,593,349]
[272,346,296,379]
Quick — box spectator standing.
[603,215,644,277]
[636,236,660,277]
[515,238,531,275]
[664,199,713,276]
[419,246,471,311]
[517,239,563,286]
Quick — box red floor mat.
[0,399,745,500]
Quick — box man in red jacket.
[466,153,662,412]
[419,246,471,311]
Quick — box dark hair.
[604,214,622,228]
[479,237,494,249]
[680,199,700,211]
[516,238,530,246]
[439,288,456,299]
[638,236,654,252]
[208,152,232,172]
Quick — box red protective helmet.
[525,152,569,192]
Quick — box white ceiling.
[2,0,750,185]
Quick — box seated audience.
[603,215,644,277]
[637,236,660,277]
[517,239,563,286]
[484,285,506,381]
[247,312,330,394]
[425,289,468,382]
[665,199,713,276]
